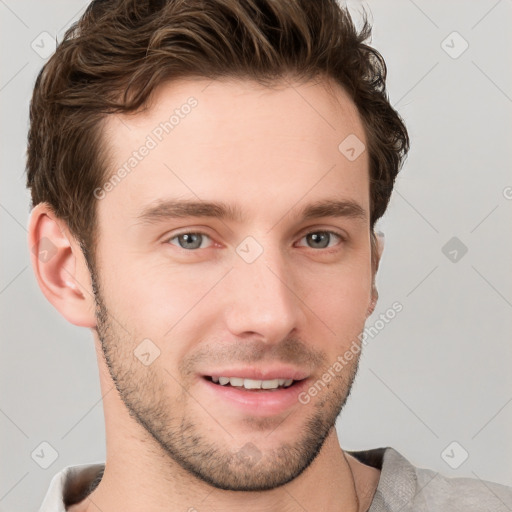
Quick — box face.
[92,77,374,491]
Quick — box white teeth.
[244,378,262,389]
[211,376,295,389]
[261,379,279,389]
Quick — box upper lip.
[201,366,309,381]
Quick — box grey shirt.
[38,446,512,511]
[348,447,512,511]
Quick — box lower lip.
[199,377,310,417]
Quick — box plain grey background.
[1,0,511,510]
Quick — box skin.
[29,76,383,512]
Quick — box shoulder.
[347,446,512,512]
[412,464,512,511]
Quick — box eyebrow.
[136,198,367,225]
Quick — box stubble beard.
[90,268,361,491]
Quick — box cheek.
[100,258,219,349]
[307,283,370,333]
[96,258,167,336]
[301,256,373,310]
[297,259,372,344]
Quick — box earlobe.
[28,203,97,328]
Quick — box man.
[26,0,511,511]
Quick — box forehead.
[99,77,369,224]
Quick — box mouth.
[199,370,310,417]
[203,375,304,391]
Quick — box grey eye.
[170,233,210,250]
[302,231,341,249]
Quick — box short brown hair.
[26,0,409,272]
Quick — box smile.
[206,376,297,390]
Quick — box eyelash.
[165,229,346,252]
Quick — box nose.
[221,241,303,344]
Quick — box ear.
[28,202,97,328]
[366,231,385,317]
